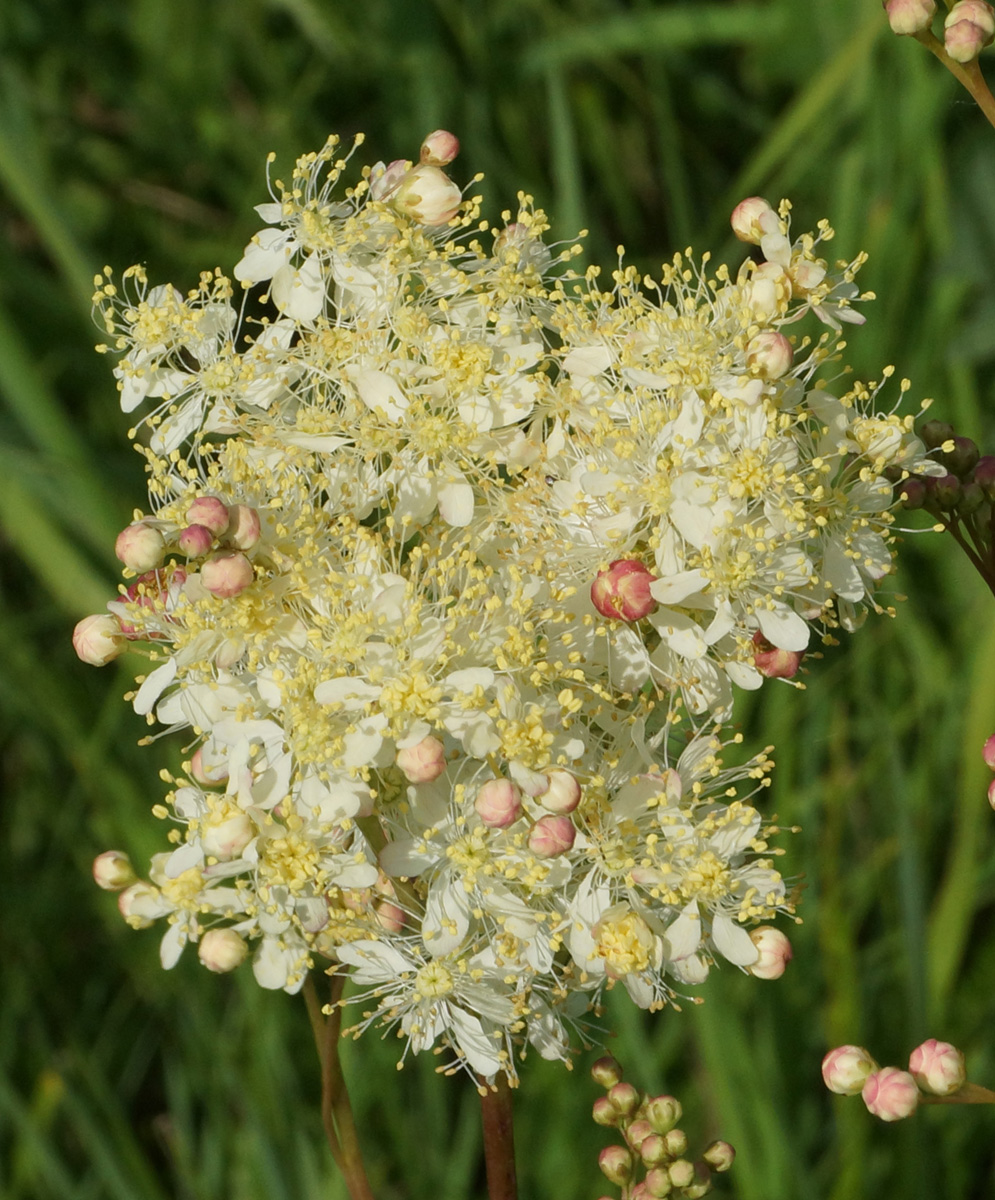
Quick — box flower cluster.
[822,1038,970,1121]
[79,131,932,1083]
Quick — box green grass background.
[3,1,995,1197]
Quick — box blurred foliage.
[3,0,995,1197]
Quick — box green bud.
[591,1055,624,1088]
[644,1094,682,1134]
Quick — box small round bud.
[730,196,776,244]
[972,455,995,497]
[527,814,576,856]
[419,129,460,167]
[908,1038,967,1096]
[115,522,165,573]
[702,1141,735,1173]
[598,1145,634,1187]
[897,477,927,510]
[474,778,523,828]
[375,898,406,934]
[944,0,995,60]
[117,881,161,929]
[177,523,214,558]
[861,1067,920,1121]
[73,613,126,666]
[984,734,995,770]
[747,925,793,979]
[644,1094,682,1134]
[202,811,254,859]
[538,769,582,814]
[187,496,230,536]
[591,559,658,622]
[92,850,136,891]
[821,1044,878,1095]
[931,473,962,510]
[667,1159,696,1190]
[392,164,462,226]
[198,928,249,973]
[201,552,255,598]
[919,419,955,450]
[607,1081,642,1117]
[644,1168,674,1198]
[639,1134,669,1167]
[226,504,262,550]
[662,1129,688,1159]
[883,0,937,34]
[956,481,985,515]
[683,1163,713,1200]
[745,330,793,380]
[592,1096,620,1127]
[396,736,447,783]
[591,1055,624,1088]
[190,746,229,786]
[625,1119,655,1151]
[752,632,804,680]
[943,435,981,477]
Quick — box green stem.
[479,1074,518,1200]
[920,1082,995,1104]
[913,29,995,129]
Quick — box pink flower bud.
[908,1038,966,1096]
[117,882,161,929]
[201,552,254,598]
[983,734,995,770]
[752,631,804,679]
[420,129,460,167]
[115,522,165,572]
[746,330,793,380]
[92,850,136,891]
[73,613,126,666]
[177,523,214,557]
[988,777,995,810]
[883,0,937,34]
[528,814,576,857]
[624,1119,655,1151]
[598,1146,633,1187]
[607,1081,642,1116]
[392,164,462,226]
[369,158,410,202]
[822,1044,878,1095]
[375,899,406,934]
[702,1140,736,1173]
[944,1,995,61]
[537,769,581,814]
[202,812,254,859]
[639,1134,669,1167]
[668,1159,696,1190]
[198,928,249,973]
[226,504,262,550]
[396,736,447,783]
[187,496,230,536]
[730,196,777,244]
[591,559,658,621]
[475,778,523,828]
[747,925,792,978]
[189,746,229,786]
[592,1096,620,1127]
[861,1067,920,1121]
[644,1094,682,1134]
[591,1054,624,1088]
[643,1168,673,1198]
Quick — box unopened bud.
[538,769,581,814]
[375,898,406,934]
[957,481,985,515]
[644,1094,682,1134]
[187,496,230,536]
[639,1134,669,1167]
[202,811,254,859]
[115,522,165,572]
[593,1096,620,1126]
[984,734,995,770]
[73,613,125,666]
[190,746,229,786]
[745,330,793,380]
[662,1129,688,1159]
[198,928,249,973]
[201,552,255,598]
[702,1141,735,1173]
[117,881,161,929]
[747,925,793,978]
[598,1145,634,1187]
[944,0,995,60]
[883,0,937,34]
[475,778,523,828]
[625,1119,655,1151]
[919,419,955,450]
[226,504,262,550]
[972,455,995,497]
[684,1163,713,1200]
[591,1054,624,1088]
[591,559,658,621]
[392,164,462,226]
[897,477,927,509]
[931,473,962,510]
[821,1044,877,1095]
[607,1081,642,1116]
[668,1159,696,1190]
[528,814,576,856]
[420,129,460,167]
[644,1168,673,1198]
[861,1067,920,1121]
[396,736,447,783]
[988,777,995,810]
[177,523,214,557]
[908,1038,967,1096]
[93,850,136,891]
[752,632,804,680]
[730,196,777,244]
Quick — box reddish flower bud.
[201,552,255,598]
[730,196,777,244]
[746,330,793,380]
[592,1096,620,1127]
[187,496,230,536]
[607,1081,642,1116]
[177,523,214,557]
[822,1044,877,1095]
[591,559,658,621]
[625,1119,655,1151]
[639,1134,669,1167]
[528,814,576,856]
[944,0,995,61]
[419,130,460,167]
[591,1054,624,1088]
[861,1067,919,1121]
[396,736,447,783]
[474,778,523,828]
[908,1038,966,1096]
[598,1145,634,1186]
[115,522,165,572]
[883,0,937,34]
[667,1159,695,1190]
[73,613,126,666]
[752,632,804,679]
[748,925,793,978]
[702,1140,736,1173]
[644,1168,673,1198]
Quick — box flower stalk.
[479,1074,518,1200]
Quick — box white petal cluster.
[85,136,932,1083]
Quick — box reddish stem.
[479,1074,518,1200]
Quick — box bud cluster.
[591,1056,734,1199]
[822,1038,968,1121]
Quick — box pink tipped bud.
[202,812,254,859]
[747,925,793,978]
[396,736,447,783]
[375,898,406,934]
[598,1146,634,1187]
[591,559,658,622]
[644,1094,682,1134]
[662,1129,688,1159]
[908,1038,966,1096]
[639,1134,669,1167]
[983,734,995,770]
[198,928,249,973]
[883,0,937,34]
[187,496,230,536]
[988,777,995,810]
[592,1096,620,1127]
[226,504,262,550]
[861,1067,919,1121]
[667,1160,696,1190]
[73,613,126,666]
[117,881,161,929]
[944,1,995,61]
[746,330,793,380]
[643,1168,674,1198]
[474,778,523,828]
[752,632,804,679]
[822,1044,878,1095]
[93,850,136,891]
[420,129,460,167]
[607,1081,642,1116]
[201,551,254,598]
[538,769,582,814]
[702,1141,735,1173]
[730,196,777,244]
[392,164,462,226]
[189,746,229,786]
[528,814,576,857]
[591,1054,624,1088]
[177,523,214,557]
[624,1119,655,1151]
[115,522,165,572]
